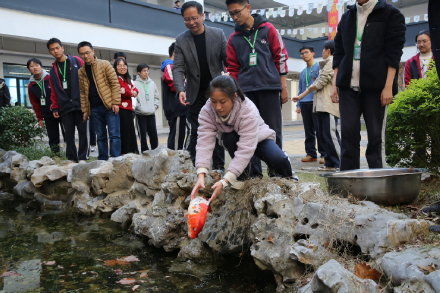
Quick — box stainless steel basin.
[322,168,423,205]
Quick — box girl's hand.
[120,87,125,94]
[209,181,224,203]
[132,90,138,97]
[190,174,205,199]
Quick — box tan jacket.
[78,58,120,116]
[311,56,340,118]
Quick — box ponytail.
[209,75,245,101]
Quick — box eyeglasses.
[229,5,247,17]
[183,16,200,23]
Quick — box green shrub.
[0,106,45,150]
[386,65,440,174]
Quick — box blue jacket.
[298,63,320,105]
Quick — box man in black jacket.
[47,38,88,162]
[0,78,11,107]
[331,0,405,171]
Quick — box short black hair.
[174,0,180,3]
[415,30,430,43]
[77,41,93,52]
[46,38,63,49]
[226,0,249,6]
[113,52,127,60]
[323,40,335,55]
[181,1,203,16]
[26,58,42,69]
[136,63,150,73]
[169,43,175,57]
[299,46,314,53]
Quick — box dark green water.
[0,204,275,292]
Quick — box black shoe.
[421,202,440,214]
[429,225,440,233]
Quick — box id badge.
[249,53,258,66]
[354,45,361,60]
[62,80,68,89]
[40,96,46,106]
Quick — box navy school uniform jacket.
[49,55,84,116]
[226,14,288,93]
[28,71,52,121]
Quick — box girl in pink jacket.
[191,75,296,203]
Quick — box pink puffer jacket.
[196,97,275,177]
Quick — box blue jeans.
[91,105,121,160]
[222,131,293,179]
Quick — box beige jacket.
[311,56,340,118]
[79,58,120,116]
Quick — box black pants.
[43,111,64,154]
[316,112,340,168]
[119,108,138,155]
[89,118,96,146]
[187,100,224,170]
[136,114,158,152]
[245,90,283,175]
[60,110,88,162]
[339,88,386,170]
[167,115,188,150]
[300,101,325,158]
[246,90,283,147]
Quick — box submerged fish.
[187,196,209,239]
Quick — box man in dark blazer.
[331,0,405,171]
[173,0,225,170]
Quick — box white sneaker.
[90,146,96,152]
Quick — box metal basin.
[323,168,422,205]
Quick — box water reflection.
[0,204,275,292]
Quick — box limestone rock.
[110,201,139,225]
[378,246,440,290]
[13,180,37,199]
[0,151,28,182]
[177,238,214,262]
[26,156,55,178]
[95,190,132,213]
[89,161,113,195]
[299,259,378,293]
[69,160,105,193]
[31,162,76,187]
[132,199,186,252]
[393,279,436,293]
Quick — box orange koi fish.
[187,196,209,239]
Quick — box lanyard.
[58,60,67,82]
[356,16,363,43]
[141,81,150,99]
[243,29,259,53]
[36,79,46,98]
[305,66,313,87]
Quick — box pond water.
[0,203,275,292]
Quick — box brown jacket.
[79,58,120,116]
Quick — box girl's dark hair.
[323,40,335,55]
[26,58,42,69]
[415,30,430,43]
[113,57,131,82]
[209,75,245,101]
